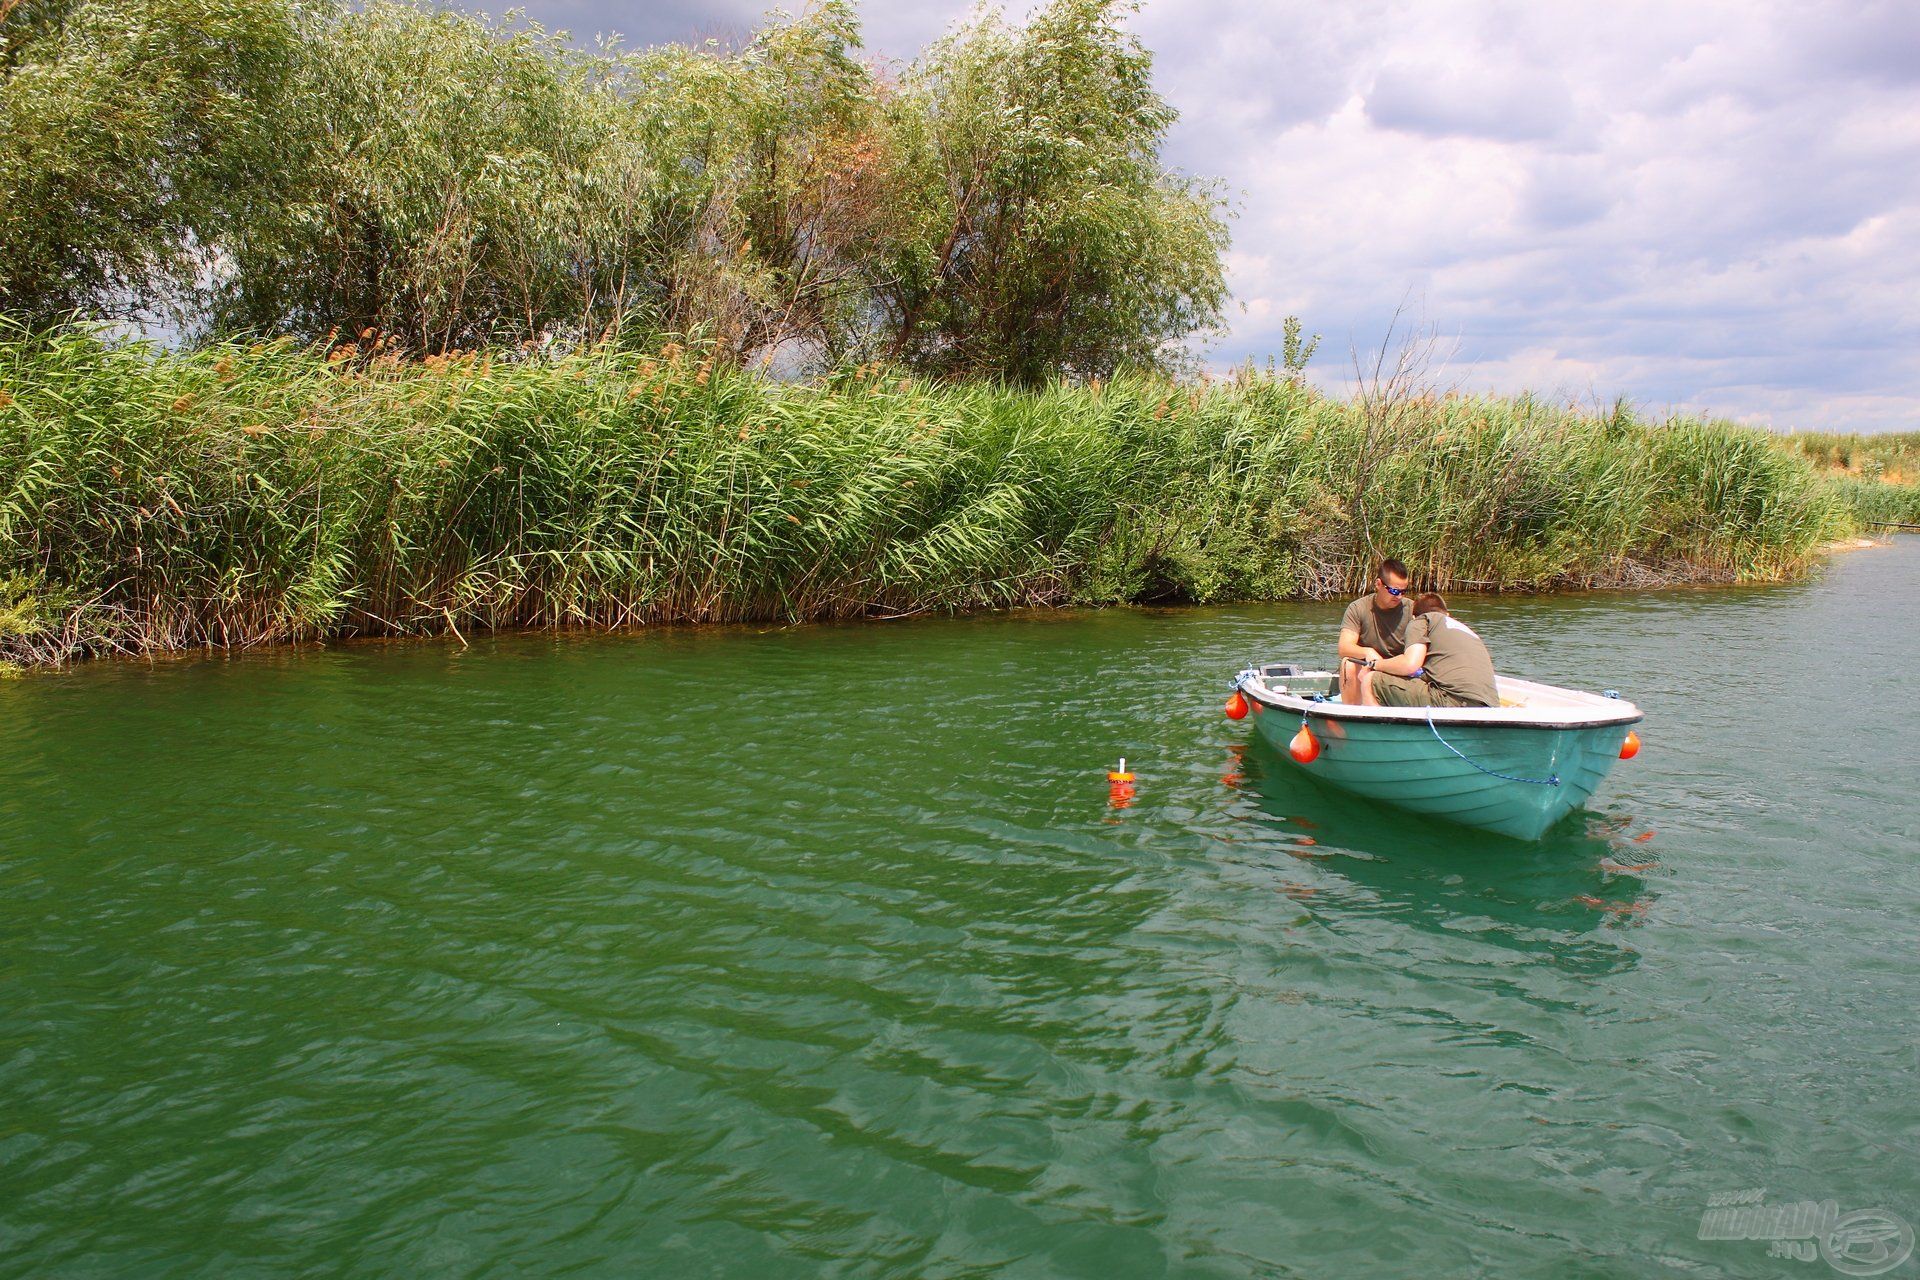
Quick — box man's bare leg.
[1339,658,1363,704]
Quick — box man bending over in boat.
[1356,592,1499,709]
[1337,558,1412,704]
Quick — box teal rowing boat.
[1229,663,1644,841]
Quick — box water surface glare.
[3,544,1917,1277]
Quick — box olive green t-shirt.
[1407,612,1499,708]
[1341,595,1410,658]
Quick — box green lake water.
[3,542,1917,1278]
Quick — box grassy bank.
[1788,429,1919,484]
[0,329,1877,667]
[1787,431,1920,528]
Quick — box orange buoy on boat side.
[1620,730,1641,760]
[1224,691,1249,720]
[1288,724,1320,764]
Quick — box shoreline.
[9,535,1908,675]
[5,337,1914,673]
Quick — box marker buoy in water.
[1289,724,1320,763]
[1108,758,1136,809]
[1224,690,1249,720]
[1620,730,1641,760]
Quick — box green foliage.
[0,565,71,672]
[2,0,1229,382]
[1780,431,1920,529]
[1826,476,1920,527]
[1279,316,1319,381]
[673,0,885,361]
[215,2,889,355]
[870,0,1228,382]
[0,571,56,637]
[1786,430,1920,484]
[0,329,1860,667]
[0,0,305,326]
[217,4,630,349]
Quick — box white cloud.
[1366,61,1576,144]
[1132,0,1920,430]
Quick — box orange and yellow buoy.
[1288,724,1320,763]
[1620,730,1641,760]
[1107,758,1136,809]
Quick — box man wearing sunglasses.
[1337,558,1412,704]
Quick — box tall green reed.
[0,328,1865,666]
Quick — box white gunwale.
[1239,671,1644,731]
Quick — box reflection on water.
[1,541,1916,1277]
[1220,735,1655,972]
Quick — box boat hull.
[1249,700,1631,841]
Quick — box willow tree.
[212,3,673,350]
[651,1,897,364]
[1,0,1231,380]
[869,0,1229,384]
[0,0,304,327]
[211,1,891,356]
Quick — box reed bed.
[1824,476,1920,528]
[1788,430,1920,484]
[1789,430,1920,528]
[0,328,1864,667]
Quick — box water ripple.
[2,546,1918,1276]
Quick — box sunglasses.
[1380,584,1406,597]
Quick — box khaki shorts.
[1371,671,1470,708]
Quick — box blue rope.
[1425,711,1560,787]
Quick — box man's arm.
[1374,643,1428,677]
[1337,625,1379,663]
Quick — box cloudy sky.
[528,0,1918,431]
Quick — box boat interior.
[1251,663,1634,720]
